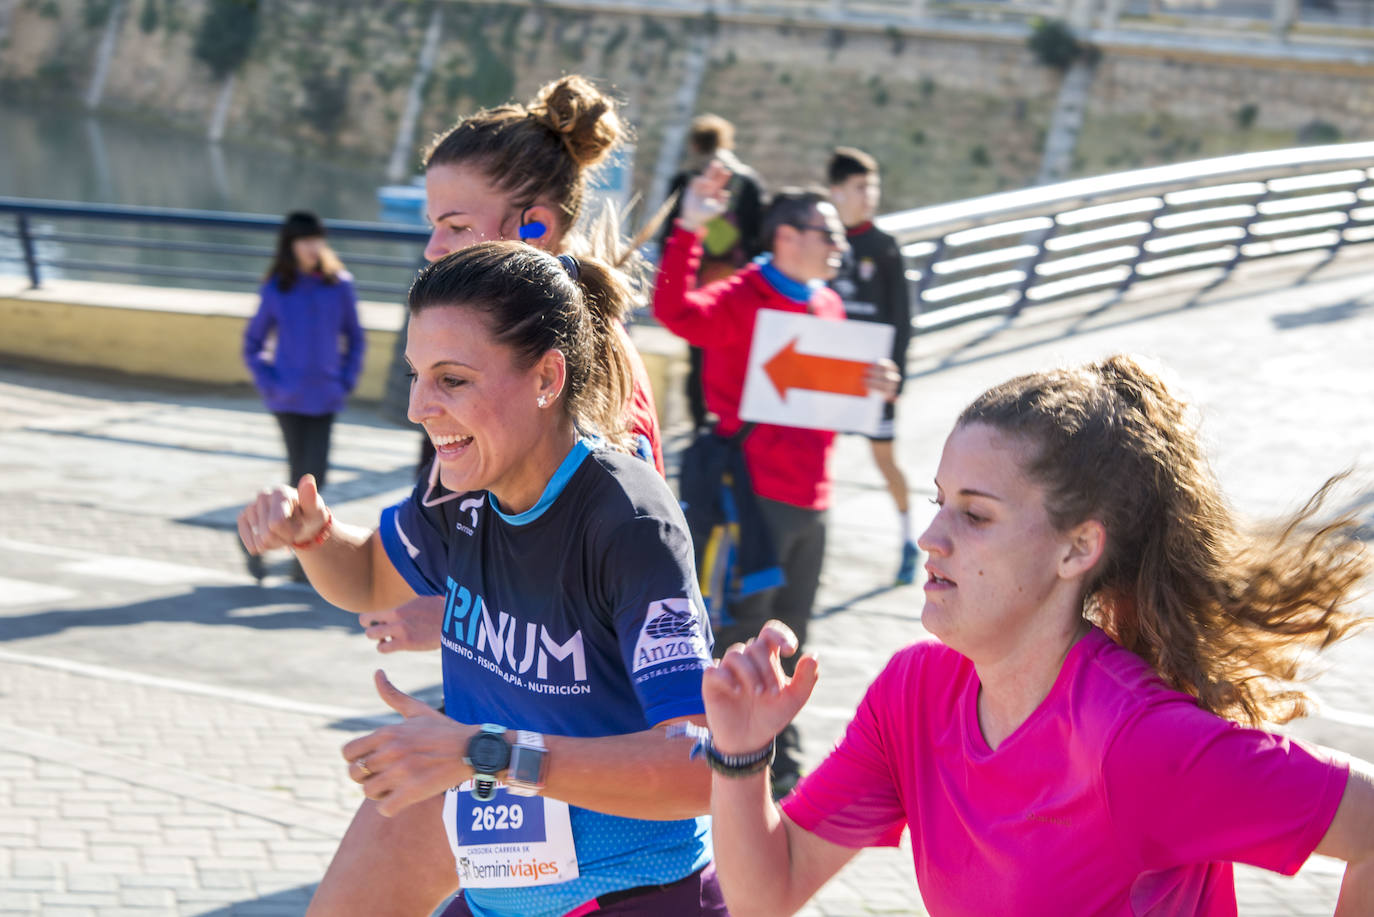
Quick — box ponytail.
[562,255,633,448]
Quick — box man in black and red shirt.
[827,147,921,586]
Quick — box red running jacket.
[653,225,844,510]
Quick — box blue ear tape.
[517,207,547,240]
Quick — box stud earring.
[537,395,549,408]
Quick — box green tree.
[193,0,260,80]
[1028,18,1081,71]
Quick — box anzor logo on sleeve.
[632,598,710,674]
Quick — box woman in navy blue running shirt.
[238,243,724,917]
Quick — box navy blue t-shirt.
[379,440,715,916]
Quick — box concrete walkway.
[2,246,1373,915]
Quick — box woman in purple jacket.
[242,211,366,580]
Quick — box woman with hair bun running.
[267,76,700,917]
[241,243,725,917]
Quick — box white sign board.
[738,309,894,435]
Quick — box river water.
[0,98,425,296]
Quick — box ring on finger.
[356,757,371,777]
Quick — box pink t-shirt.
[781,628,1349,916]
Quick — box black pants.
[712,497,827,777]
[274,412,335,491]
[686,345,710,431]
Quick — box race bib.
[443,784,579,888]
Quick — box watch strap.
[505,730,548,797]
[703,736,775,778]
[471,774,499,802]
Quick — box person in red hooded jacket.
[653,163,898,797]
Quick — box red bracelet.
[291,509,334,550]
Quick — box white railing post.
[1272,0,1299,38]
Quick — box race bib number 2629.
[442,784,579,888]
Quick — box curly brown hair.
[959,354,1370,726]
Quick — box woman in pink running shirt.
[701,354,1374,916]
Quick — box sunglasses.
[791,223,845,244]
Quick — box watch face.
[468,733,510,773]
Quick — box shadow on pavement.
[3,359,412,433]
[919,248,1374,381]
[179,463,420,530]
[1270,297,1373,330]
[0,582,357,641]
[192,885,313,917]
[193,887,460,917]
[813,583,919,622]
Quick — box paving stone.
[3,255,1373,914]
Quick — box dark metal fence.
[877,141,1374,332]
[0,198,430,298]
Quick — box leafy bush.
[1298,119,1342,144]
[1234,103,1258,130]
[36,56,73,87]
[641,15,670,43]
[84,0,113,27]
[604,23,629,60]
[1028,18,1081,71]
[885,24,904,55]
[193,0,260,80]
[302,67,351,137]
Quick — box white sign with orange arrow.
[738,309,894,435]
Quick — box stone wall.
[4,0,1373,211]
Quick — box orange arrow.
[763,337,869,401]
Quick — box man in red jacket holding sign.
[653,163,898,796]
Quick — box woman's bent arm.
[295,525,417,615]
[534,715,713,821]
[1317,760,1374,916]
[346,684,713,820]
[709,770,857,916]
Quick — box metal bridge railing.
[0,198,430,299]
[876,141,1374,332]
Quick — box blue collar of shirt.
[754,254,824,305]
[489,439,592,526]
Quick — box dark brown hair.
[407,242,632,448]
[760,187,830,253]
[960,354,1369,726]
[424,75,627,235]
[266,210,344,292]
[687,114,735,156]
[827,146,879,186]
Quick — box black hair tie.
[556,253,581,282]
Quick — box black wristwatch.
[464,724,510,801]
